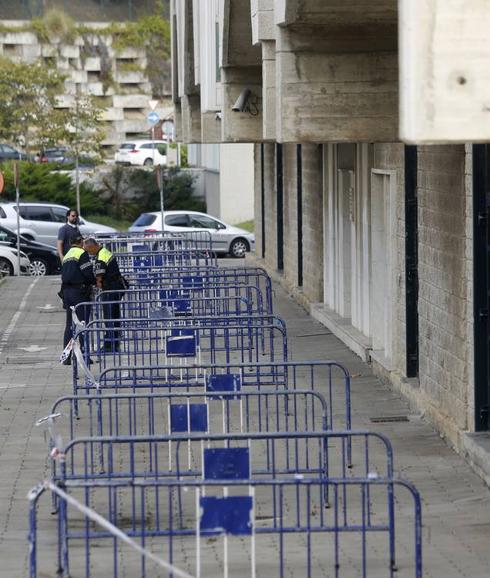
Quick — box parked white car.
[0,245,30,276]
[114,140,168,167]
[0,203,117,248]
[129,210,255,258]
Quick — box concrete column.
[220,0,263,142]
[181,95,202,143]
[262,41,276,141]
[221,67,263,142]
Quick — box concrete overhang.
[251,0,275,45]
[275,13,399,143]
[220,0,263,142]
[274,0,397,31]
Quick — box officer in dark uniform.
[61,235,95,364]
[84,237,125,352]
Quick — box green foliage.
[93,165,205,222]
[42,9,77,44]
[0,162,72,203]
[84,214,132,232]
[235,220,255,233]
[129,167,205,214]
[0,162,105,213]
[0,57,66,148]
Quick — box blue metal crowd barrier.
[71,316,288,383]
[49,390,330,441]
[90,360,352,435]
[53,431,393,486]
[123,266,273,313]
[116,248,218,273]
[97,231,214,254]
[97,282,269,316]
[29,476,422,578]
[29,237,425,578]
[75,294,254,325]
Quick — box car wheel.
[22,234,35,241]
[143,158,154,166]
[29,257,48,277]
[0,257,14,276]
[229,238,249,258]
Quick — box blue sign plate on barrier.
[206,373,241,399]
[166,332,196,357]
[200,496,253,536]
[203,447,250,480]
[170,404,208,432]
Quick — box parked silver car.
[129,210,255,257]
[0,202,117,248]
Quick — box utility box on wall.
[400,0,490,143]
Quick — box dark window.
[0,207,6,218]
[190,215,220,229]
[21,206,54,221]
[51,207,68,223]
[140,143,152,149]
[133,213,157,227]
[0,226,14,242]
[165,214,190,227]
[119,143,136,150]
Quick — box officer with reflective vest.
[84,238,126,352]
[60,235,95,364]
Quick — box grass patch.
[235,220,254,233]
[85,215,132,232]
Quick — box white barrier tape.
[45,481,195,578]
[71,307,85,332]
[72,340,98,387]
[35,413,64,459]
[60,339,73,364]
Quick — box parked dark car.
[0,224,60,276]
[0,144,31,161]
[36,146,73,164]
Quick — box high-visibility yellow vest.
[62,246,85,264]
[97,247,114,264]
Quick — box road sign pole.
[151,125,155,167]
[14,160,20,275]
[160,164,165,237]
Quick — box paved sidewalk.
[0,270,489,576]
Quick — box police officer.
[61,235,95,364]
[83,237,125,352]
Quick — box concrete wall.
[417,145,471,445]
[219,143,254,224]
[301,144,324,302]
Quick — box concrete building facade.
[188,143,255,224]
[171,0,490,484]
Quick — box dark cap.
[70,235,84,246]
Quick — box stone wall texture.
[417,145,470,440]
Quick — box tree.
[0,57,66,149]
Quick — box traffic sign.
[148,99,159,111]
[147,111,160,126]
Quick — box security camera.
[232,88,252,112]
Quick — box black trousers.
[63,287,91,348]
[101,291,122,350]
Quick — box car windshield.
[133,213,157,227]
